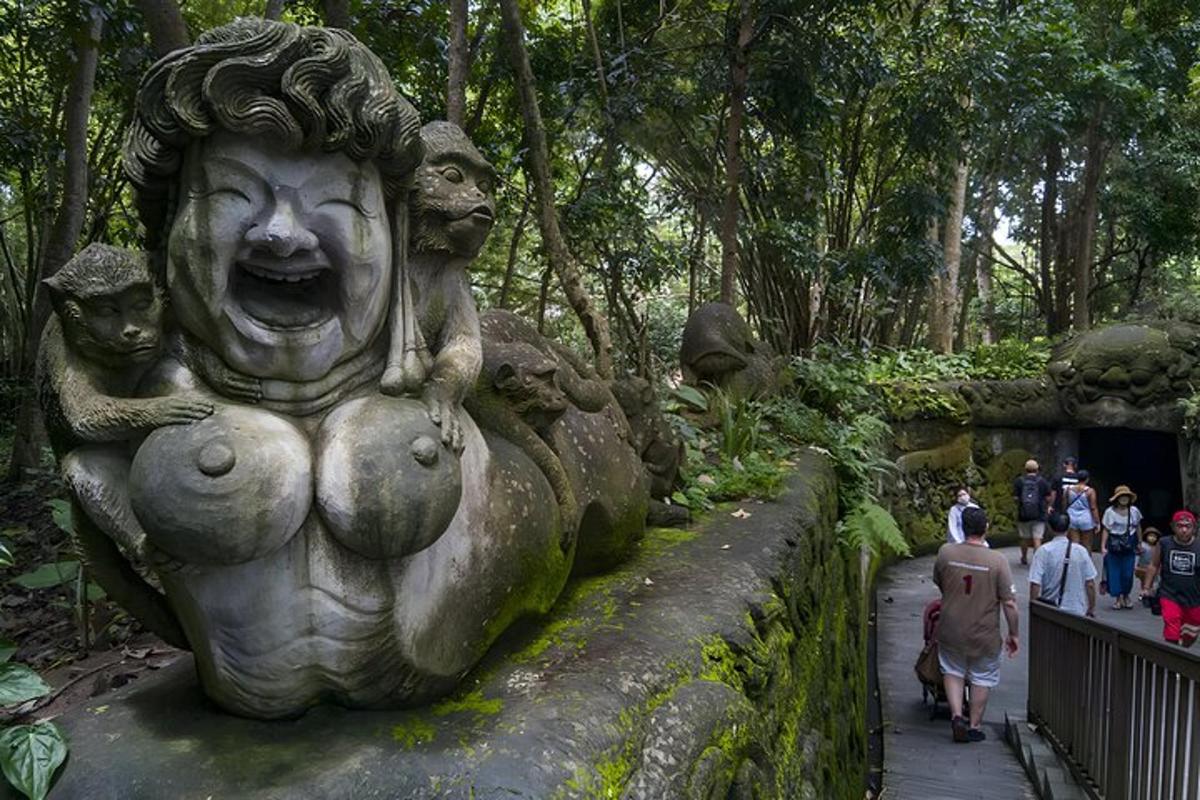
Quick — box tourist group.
[927,457,1200,743]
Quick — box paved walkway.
[877,545,1167,799]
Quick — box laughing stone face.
[167,132,391,381]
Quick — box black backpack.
[1018,475,1043,521]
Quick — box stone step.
[1004,713,1090,800]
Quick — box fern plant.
[839,502,912,559]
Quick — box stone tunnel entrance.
[1078,427,1183,534]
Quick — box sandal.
[1112,600,1123,610]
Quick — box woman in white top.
[1065,470,1101,552]
[946,486,979,544]
[1100,485,1143,609]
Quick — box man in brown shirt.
[933,506,1020,743]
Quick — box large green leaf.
[0,723,67,800]
[0,665,50,707]
[0,641,15,665]
[45,501,73,537]
[10,562,79,591]
[0,543,12,569]
[671,385,709,412]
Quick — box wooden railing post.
[1104,632,1130,800]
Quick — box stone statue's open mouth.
[233,256,338,330]
[454,204,494,224]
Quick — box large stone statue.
[680,302,788,399]
[42,18,647,719]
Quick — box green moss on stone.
[432,689,504,717]
[391,717,436,748]
[976,448,1033,536]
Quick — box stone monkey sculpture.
[404,121,497,452]
[36,243,210,648]
[37,243,213,457]
[479,310,612,414]
[465,341,579,547]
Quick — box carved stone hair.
[418,121,494,173]
[123,17,423,251]
[44,243,151,304]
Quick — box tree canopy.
[4,0,1200,460]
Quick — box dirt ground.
[0,441,181,726]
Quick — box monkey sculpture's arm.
[424,270,482,453]
[174,336,262,404]
[38,319,213,450]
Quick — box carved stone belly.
[315,395,462,559]
[129,406,312,565]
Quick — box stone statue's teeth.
[242,264,322,283]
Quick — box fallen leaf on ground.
[731,508,752,519]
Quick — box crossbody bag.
[1037,543,1072,607]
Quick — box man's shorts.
[1017,521,1045,541]
[938,647,1001,688]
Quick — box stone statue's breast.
[130,406,313,565]
[315,395,462,560]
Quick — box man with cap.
[1142,510,1200,647]
[1013,459,1053,566]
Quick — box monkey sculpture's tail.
[381,200,432,396]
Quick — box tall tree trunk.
[1054,193,1074,335]
[498,0,614,377]
[264,0,286,20]
[975,176,998,345]
[1039,138,1061,335]
[925,212,944,351]
[323,0,351,29]
[580,0,611,115]
[136,0,188,57]
[928,157,969,354]
[687,209,706,315]
[8,13,103,480]
[498,185,532,309]
[955,253,976,350]
[1072,103,1108,332]
[447,0,469,126]
[536,265,552,334]
[718,0,753,306]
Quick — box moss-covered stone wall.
[889,423,1074,550]
[47,451,872,800]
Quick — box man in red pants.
[1143,510,1200,648]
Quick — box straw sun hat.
[1109,485,1137,504]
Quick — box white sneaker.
[1181,624,1200,649]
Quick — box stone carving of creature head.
[122,18,422,381]
[1048,324,1180,413]
[45,244,164,370]
[410,121,497,259]
[680,302,784,399]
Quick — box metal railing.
[1029,602,1200,800]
